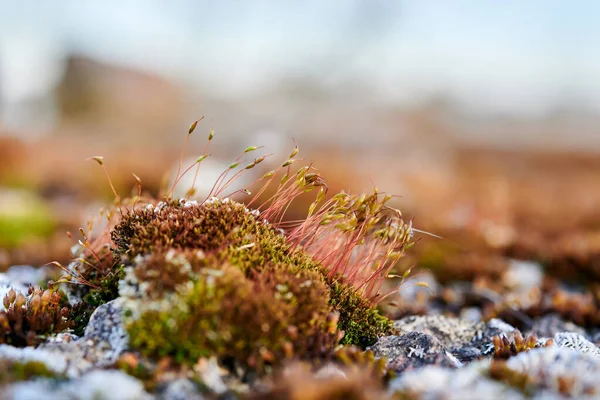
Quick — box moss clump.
[59,240,124,335]
[0,359,59,384]
[112,199,392,359]
[112,200,392,352]
[62,134,408,374]
[0,287,73,346]
[492,330,552,360]
[69,301,97,337]
[333,346,393,382]
[329,282,393,346]
[126,261,334,372]
[66,244,122,307]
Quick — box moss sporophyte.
[44,119,418,373]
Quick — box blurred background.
[2,0,600,298]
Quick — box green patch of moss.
[0,359,59,384]
[329,282,393,346]
[69,301,97,337]
[112,199,393,356]
[82,263,124,307]
[0,190,55,248]
[126,262,334,372]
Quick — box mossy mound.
[106,198,392,371]
[126,263,333,371]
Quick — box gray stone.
[528,314,588,339]
[36,298,129,376]
[158,379,206,400]
[6,369,151,400]
[388,360,523,400]
[395,315,515,362]
[83,297,129,363]
[506,347,600,398]
[553,332,600,358]
[369,331,462,372]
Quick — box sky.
[1,0,600,118]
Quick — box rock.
[395,315,515,362]
[194,357,229,395]
[460,307,483,322]
[5,265,48,287]
[369,332,462,373]
[388,332,600,400]
[5,369,150,400]
[553,332,600,358]
[388,360,523,400]
[528,314,588,339]
[45,332,80,344]
[0,344,69,375]
[35,298,128,376]
[506,347,600,398]
[82,298,128,363]
[158,378,207,400]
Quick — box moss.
[0,287,73,347]
[61,138,408,373]
[111,199,252,257]
[126,262,334,372]
[333,346,394,382]
[69,301,97,337]
[82,264,124,307]
[0,359,59,384]
[112,199,393,356]
[492,330,551,360]
[62,243,123,334]
[329,282,394,346]
[0,190,55,248]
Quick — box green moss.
[69,301,97,337]
[0,190,54,248]
[329,282,394,346]
[112,199,393,356]
[64,245,124,333]
[126,262,333,372]
[82,264,124,307]
[0,359,59,384]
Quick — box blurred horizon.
[2,1,600,273]
[1,1,600,152]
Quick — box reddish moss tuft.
[1,286,73,346]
